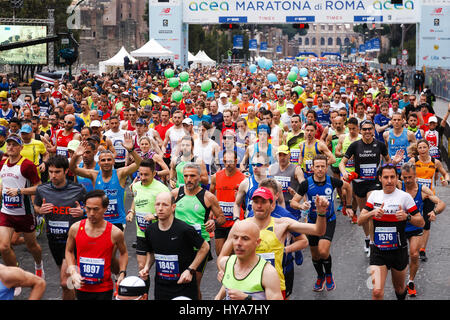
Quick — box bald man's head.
[231,220,261,258]
[154,192,176,220]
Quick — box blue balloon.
[249,64,257,74]
[299,67,308,77]
[267,73,277,83]
[257,58,266,68]
[264,59,273,70]
[291,66,299,74]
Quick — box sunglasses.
[361,127,373,131]
[251,162,265,167]
[64,121,73,124]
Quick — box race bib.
[257,252,275,267]
[3,193,22,209]
[274,176,291,193]
[47,220,69,236]
[136,211,151,232]
[374,227,398,250]
[79,257,105,284]
[193,223,202,236]
[417,178,432,189]
[104,198,118,219]
[219,201,234,221]
[115,147,126,160]
[56,147,69,157]
[305,159,313,174]
[155,254,180,281]
[290,149,300,164]
[429,146,439,158]
[359,163,377,180]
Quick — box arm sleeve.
[296,180,309,197]
[330,177,344,189]
[404,193,420,216]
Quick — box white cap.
[90,120,102,128]
[153,96,162,103]
[220,92,228,98]
[182,118,193,125]
[67,140,80,152]
[428,116,438,123]
[286,103,294,109]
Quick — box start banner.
[182,0,420,24]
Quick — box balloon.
[181,84,191,93]
[164,68,174,78]
[264,59,273,70]
[201,80,212,92]
[171,91,183,102]
[168,78,179,88]
[249,64,257,74]
[293,86,304,95]
[257,58,266,68]
[179,71,189,83]
[299,67,308,77]
[291,66,299,74]
[287,71,297,83]
[267,73,277,83]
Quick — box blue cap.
[185,99,193,104]
[6,134,23,145]
[20,124,33,134]
[0,125,6,136]
[136,118,147,126]
[340,87,346,93]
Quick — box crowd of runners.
[0,60,448,300]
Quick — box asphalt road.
[7,182,450,301]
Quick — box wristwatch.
[118,270,127,277]
[245,295,253,300]
[406,214,411,222]
[187,267,195,275]
[17,188,21,195]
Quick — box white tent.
[98,46,137,74]
[188,51,196,62]
[131,38,175,60]
[190,50,216,68]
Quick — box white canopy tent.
[130,38,175,61]
[190,50,216,68]
[188,51,196,62]
[98,46,137,74]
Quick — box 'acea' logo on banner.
[188,1,229,11]
[372,0,415,10]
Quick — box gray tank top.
[269,163,299,203]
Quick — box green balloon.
[179,71,189,83]
[293,86,304,95]
[201,80,212,92]
[181,84,191,93]
[287,71,297,83]
[171,91,183,102]
[169,78,179,88]
[164,68,174,78]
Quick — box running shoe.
[419,250,428,262]
[325,274,336,291]
[407,281,417,297]
[313,276,325,292]
[35,215,45,238]
[35,265,45,280]
[351,214,358,224]
[364,240,370,257]
[337,204,343,212]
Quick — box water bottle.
[300,201,311,222]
